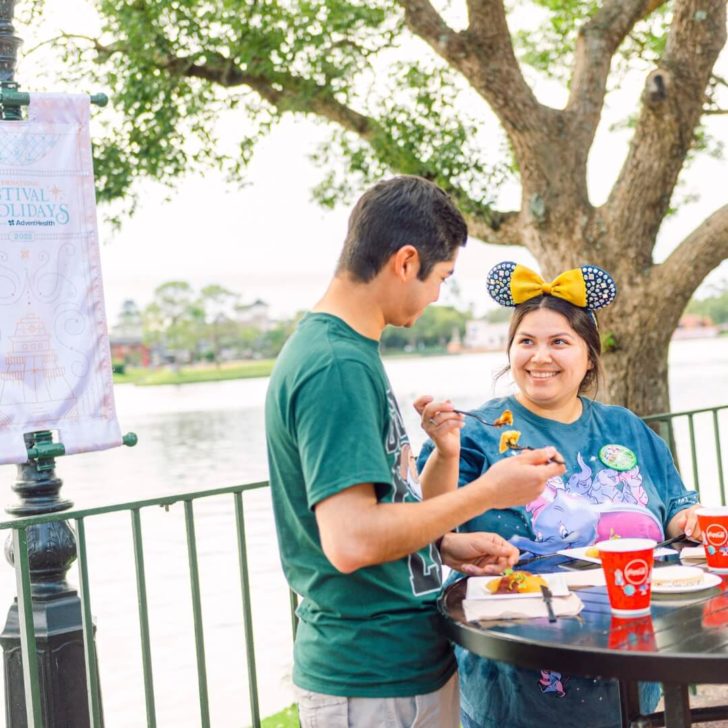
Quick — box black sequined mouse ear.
[486,261,518,307]
[581,265,617,310]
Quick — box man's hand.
[413,395,463,460]
[668,504,703,541]
[472,447,565,510]
[439,531,518,576]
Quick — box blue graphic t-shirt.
[417,395,698,728]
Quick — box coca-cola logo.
[705,523,728,547]
[624,558,650,585]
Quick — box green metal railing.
[644,404,728,503]
[0,481,273,728]
[1,405,726,727]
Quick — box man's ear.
[391,245,420,281]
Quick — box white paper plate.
[466,573,569,600]
[651,572,722,594]
[557,545,677,564]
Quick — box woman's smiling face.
[509,307,592,418]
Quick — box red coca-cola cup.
[696,508,728,573]
[597,538,656,617]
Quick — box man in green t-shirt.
[265,176,565,728]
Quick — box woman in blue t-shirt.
[417,261,703,728]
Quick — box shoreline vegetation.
[111,329,727,386]
[112,349,452,385]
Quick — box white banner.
[0,93,121,463]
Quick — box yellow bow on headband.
[510,264,587,308]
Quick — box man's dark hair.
[336,176,468,282]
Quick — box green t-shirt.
[265,312,455,697]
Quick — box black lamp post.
[1,433,100,727]
[0,0,22,120]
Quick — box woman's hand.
[438,531,519,576]
[667,504,703,541]
[413,395,463,460]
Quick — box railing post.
[0,432,103,727]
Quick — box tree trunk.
[601,327,672,417]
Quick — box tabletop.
[439,559,728,684]
[438,556,728,726]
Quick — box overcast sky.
[14,2,728,324]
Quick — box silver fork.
[452,409,502,427]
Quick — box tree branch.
[397,0,546,142]
[464,209,523,246]
[89,38,511,222]
[651,204,728,321]
[606,0,727,261]
[567,0,667,154]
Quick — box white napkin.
[462,593,584,621]
[680,545,706,562]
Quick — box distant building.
[672,313,719,340]
[235,299,271,331]
[464,321,509,351]
[447,327,463,354]
[109,299,151,367]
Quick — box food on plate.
[492,409,514,427]
[498,429,522,453]
[651,565,704,589]
[585,534,621,559]
[486,569,548,594]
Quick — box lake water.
[0,337,726,726]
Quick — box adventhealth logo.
[0,185,70,226]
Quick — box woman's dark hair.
[501,295,604,396]
[336,176,468,282]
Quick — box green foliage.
[511,0,601,81]
[261,703,299,728]
[115,359,277,385]
[601,330,619,352]
[381,304,467,352]
[22,0,725,216]
[137,279,298,361]
[686,282,728,324]
[311,60,510,215]
[484,307,511,324]
[40,0,404,207]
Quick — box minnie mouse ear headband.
[486,261,617,311]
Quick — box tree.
[381,304,468,351]
[686,281,728,324]
[144,280,202,364]
[198,284,241,364]
[38,0,728,414]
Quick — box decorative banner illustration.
[0,93,122,463]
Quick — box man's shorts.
[294,673,459,728]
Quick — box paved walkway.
[661,684,728,726]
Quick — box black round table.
[438,564,728,728]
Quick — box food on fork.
[499,429,522,453]
[486,569,547,594]
[492,409,513,427]
[651,565,704,589]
